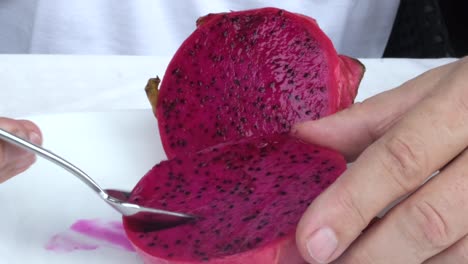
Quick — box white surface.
[0,56,459,263]
[0,110,165,264]
[0,55,457,117]
[0,0,398,57]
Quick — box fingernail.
[306,227,338,263]
[28,131,42,145]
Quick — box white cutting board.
[0,110,166,264]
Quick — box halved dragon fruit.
[123,134,346,263]
[146,7,364,158]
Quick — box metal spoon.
[0,128,196,229]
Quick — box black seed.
[172,68,181,76]
[242,213,258,222]
[282,210,293,215]
[223,244,233,252]
[279,191,287,195]
[148,242,155,247]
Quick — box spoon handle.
[0,128,105,196]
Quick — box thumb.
[291,62,454,161]
[0,118,42,183]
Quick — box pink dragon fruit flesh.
[123,134,347,263]
[145,7,364,158]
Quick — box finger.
[424,235,468,264]
[296,60,468,263]
[0,118,42,182]
[292,60,457,161]
[17,119,43,145]
[334,149,468,264]
[0,154,37,183]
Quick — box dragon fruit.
[123,134,346,263]
[146,7,364,158]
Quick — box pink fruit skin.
[155,7,364,159]
[336,55,364,110]
[123,135,346,264]
[130,237,306,264]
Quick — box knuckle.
[407,200,453,250]
[454,89,468,117]
[341,249,375,264]
[380,134,427,192]
[459,56,468,65]
[335,186,368,228]
[453,236,468,263]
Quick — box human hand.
[294,57,468,263]
[0,117,42,183]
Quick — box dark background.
[383,0,467,58]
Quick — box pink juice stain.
[45,219,135,253]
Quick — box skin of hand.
[0,118,42,183]
[294,57,468,264]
